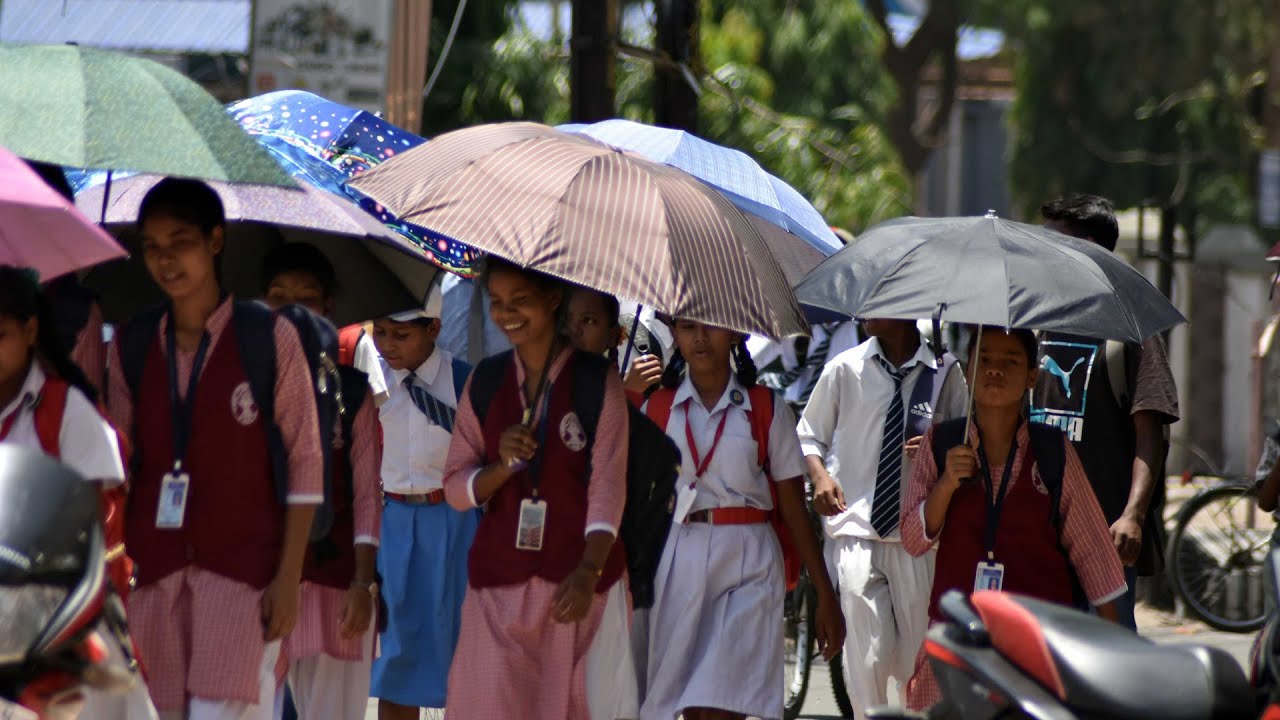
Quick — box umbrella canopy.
[76,175,441,326]
[0,145,125,279]
[227,90,478,276]
[349,122,809,339]
[0,44,293,187]
[559,119,843,256]
[794,213,1186,343]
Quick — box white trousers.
[157,641,280,720]
[585,580,639,720]
[826,537,933,720]
[285,629,375,720]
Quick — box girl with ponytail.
[640,318,844,720]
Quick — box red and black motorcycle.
[870,567,1280,720]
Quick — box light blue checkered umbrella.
[558,119,843,262]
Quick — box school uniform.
[106,297,324,720]
[281,389,381,720]
[442,348,629,719]
[796,338,967,719]
[351,332,389,406]
[641,375,805,720]
[1,362,157,720]
[371,347,478,709]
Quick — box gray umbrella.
[77,175,442,326]
[794,213,1186,343]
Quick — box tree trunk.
[570,0,617,122]
[655,0,699,131]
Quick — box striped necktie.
[797,330,834,406]
[870,355,905,537]
[403,375,455,433]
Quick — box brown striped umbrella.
[348,122,809,339]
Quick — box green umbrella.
[0,44,294,187]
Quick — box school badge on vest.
[560,411,587,452]
[230,381,259,426]
[730,389,745,406]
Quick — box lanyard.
[684,407,729,489]
[166,320,211,471]
[525,384,553,495]
[978,433,1020,560]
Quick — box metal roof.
[0,0,251,54]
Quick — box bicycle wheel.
[828,651,855,718]
[783,573,816,720]
[1167,483,1272,632]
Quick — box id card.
[516,498,547,551]
[156,471,190,529]
[672,483,697,525]
[974,561,1005,592]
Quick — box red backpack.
[338,324,366,369]
[645,383,801,591]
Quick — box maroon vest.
[127,328,283,589]
[468,353,626,592]
[929,446,1074,621]
[303,442,355,588]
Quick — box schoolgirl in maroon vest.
[105,178,324,719]
[898,327,1126,710]
[442,259,629,719]
[641,318,843,720]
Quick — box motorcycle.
[868,551,1280,720]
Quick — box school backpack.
[929,417,1087,609]
[10,375,134,602]
[338,324,366,369]
[119,301,346,542]
[468,350,682,609]
[647,383,802,592]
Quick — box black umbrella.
[794,213,1185,343]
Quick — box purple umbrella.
[0,146,125,280]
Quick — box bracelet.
[578,561,603,578]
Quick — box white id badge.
[672,483,697,524]
[516,498,547,551]
[156,471,190,529]
[974,561,1006,592]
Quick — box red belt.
[684,507,770,525]
[384,490,446,505]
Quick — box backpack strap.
[467,350,514,428]
[745,385,775,474]
[930,417,969,478]
[645,387,677,432]
[337,325,365,368]
[33,375,70,458]
[450,356,473,406]
[118,305,168,402]
[336,365,369,506]
[1026,422,1067,527]
[231,301,287,505]
[569,352,609,485]
[929,352,960,422]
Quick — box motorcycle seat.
[972,592,1253,720]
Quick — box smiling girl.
[641,318,844,720]
[442,259,629,719]
[899,327,1125,709]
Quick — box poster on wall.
[249,0,394,113]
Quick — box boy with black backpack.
[260,243,382,720]
[105,179,323,720]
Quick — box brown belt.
[384,490,446,505]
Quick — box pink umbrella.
[0,146,125,280]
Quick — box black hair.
[261,242,339,299]
[658,323,758,389]
[479,255,570,333]
[966,326,1039,368]
[25,160,74,202]
[1040,193,1119,252]
[0,266,98,404]
[137,178,226,235]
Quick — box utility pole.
[570,0,617,122]
[654,0,699,131]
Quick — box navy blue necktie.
[870,356,905,537]
[404,375,455,432]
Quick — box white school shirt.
[378,348,459,493]
[748,322,863,405]
[353,332,389,405]
[658,375,805,512]
[797,337,968,541]
[0,363,124,486]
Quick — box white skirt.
[641,522,784,720]
[587,579,640,720]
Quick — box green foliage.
[995,0,1272,229]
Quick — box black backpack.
[119,300,346,542]
[468,349,682,609]
[930,417,1088,609]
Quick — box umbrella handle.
[619,303,644,377]
[931,303,946,363]
[963,325,982,445]
[99,170,113,225]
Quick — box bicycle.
[1166,478,1273,632]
